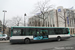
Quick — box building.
[28,9,57,27]
[57,6,65,27]
[28,6,75,34]
[48,9,57,27]
[64,9,75,34]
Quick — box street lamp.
[24,13,26,26]
[3,10,7,34]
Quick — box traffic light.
[3,29,5,31]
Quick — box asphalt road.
[0,37,75,50]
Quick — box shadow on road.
[10,39,70,45]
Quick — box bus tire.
[2,38,6,40]
[57,36,61,41]
[24,39,30,44]
[10,43,14,45]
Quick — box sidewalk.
[0,40,9,43]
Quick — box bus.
[10,26,70,44]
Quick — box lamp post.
[3,10,7,34]
[24,13,26,26]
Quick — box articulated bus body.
[10,27,70,44]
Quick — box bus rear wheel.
[2,38,6,40]
[24,39,30,44]
[57,37,61,41]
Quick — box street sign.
[67,17,69,24]
[58,9,61,12]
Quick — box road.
[0,37,75,50]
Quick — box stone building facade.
[28,6,75,34]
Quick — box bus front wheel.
[24,39,30,44]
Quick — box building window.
[74,18,75,24]
[48,22,49,27]
[0,27,1,32]
[71,29,72,34]
[73,28,74,34]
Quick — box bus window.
[26,28,36,36]
[40,29,48,36]
[49,28,55,35]
[63,28,69,34]
[29,30,36,35]
[55,28,63,34]
[20,29,25,36]
[36,29,40,36]
[13,29,21,36]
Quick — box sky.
[0,0,75,24]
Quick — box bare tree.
[57,11,66,27]
[34,0,54,26]
[58,10,74,27]
[5,16,24,27]
[34,20,40,26]
[34,20,37,26]
[12,16,22,26]
[5,20,10,27]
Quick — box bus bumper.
[10,39,24,43]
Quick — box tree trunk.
[56,10,59,27]
[42,20,44,26]
[42,12,45,27]
[65,19,66,27]
[17,22,19,26]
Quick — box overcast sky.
[0,0,75,23]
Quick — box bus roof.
[11,26,69,28]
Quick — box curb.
[0,40,9,43]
